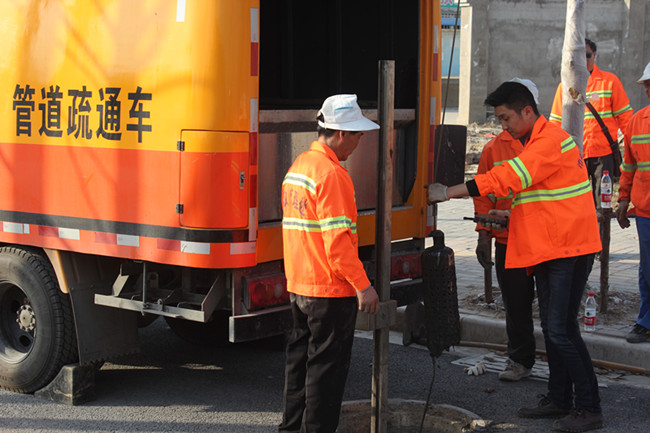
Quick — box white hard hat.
[509,77,540,104]
[637,62,650,84]
[317,94,380,131]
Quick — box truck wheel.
[0,247,78,393]
[164,310,229,346]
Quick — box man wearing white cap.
[472,78,537,382]
[615,63,650,344]
[279,94,380,433]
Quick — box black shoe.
[553,408,603,432]
[626,323,650,344]
[517,394,571,419]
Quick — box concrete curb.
[459,313,650,372]
[390,307,650,372]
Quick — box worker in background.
[616,62,650,344]
[278,94,380,433]
[474,79,537,382]
[550,38,633,241]
[428,81,603,432]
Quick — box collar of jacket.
[309,140,349,172]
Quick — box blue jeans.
[535,254,601,413]
[637,216,650,330]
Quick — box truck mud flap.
[69,283,139,364]
[228,305,293,343]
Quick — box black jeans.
[495,242,536,369]
[536,254,601,413]
[279,294,358,433]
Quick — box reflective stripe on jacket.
[474,116,601,269]
[619,105,650,218]
[549,65,633,159]
[473,130,522,245]
[281,141,370,297]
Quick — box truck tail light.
[390,253,422,281]
[244,274,289,311]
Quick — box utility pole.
[560,0,588,154]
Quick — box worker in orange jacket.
[279,94,379,433]
[473,80,536,382]
[616,63,650,344]
[550,39,633,213]
[428,81,603,432]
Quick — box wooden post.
[560,0,588,156]
[371,60,394,433]
[600,210,611,313]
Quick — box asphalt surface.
[1,318,649,433]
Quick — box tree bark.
[560,0,589,156]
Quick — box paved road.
[1,319,648,432]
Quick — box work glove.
[616,199,631,229]
[484,209,510,231]
[476,232,493,269]
[464,362,486,376]
[427,183,448,204]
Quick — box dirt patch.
[458,286,639,326]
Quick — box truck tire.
[0,247,78,393]
[165,310,229,347]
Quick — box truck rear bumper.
[228,305,293,343]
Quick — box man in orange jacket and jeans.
[279,94,380,433]
[473,79,537,382]
[616,63,650,344]
[428,81,603,432]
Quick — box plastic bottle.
[601,170,612,209]
[584,292,597,332]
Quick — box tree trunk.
[561,0,588,156]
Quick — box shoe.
[553,408,603,432]
[517,394,571,419]
[498,359,531,381]
[626,323,650,344]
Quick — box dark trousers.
[586,154,614,253]
[279,293,358,433]
[495,242,536,369]
[536,254,601,413]
[586,154,615,213]
[637,216,650,330]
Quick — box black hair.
[316,112,338,137]
[484,82,540,116]
[585,38,597,52]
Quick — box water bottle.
[600,170,612,209]
[584,292,597,332]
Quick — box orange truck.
[0,0,445,394]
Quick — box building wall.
[457,0,650,124]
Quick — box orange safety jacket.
[473,130,523,245]
[281,141,371,298]
[474,116,601,269]
[618,104,650,218]
[549,65,633,159]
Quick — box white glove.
[464,362,486,376]
[427,183,449,203]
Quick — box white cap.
[317,94,380,131]
[637,62,650,83]
[509,77,540,104]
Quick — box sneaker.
[498,359,531,381]
[553,408,603,432]
[626,323,650,344]
[517,394,571,419]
